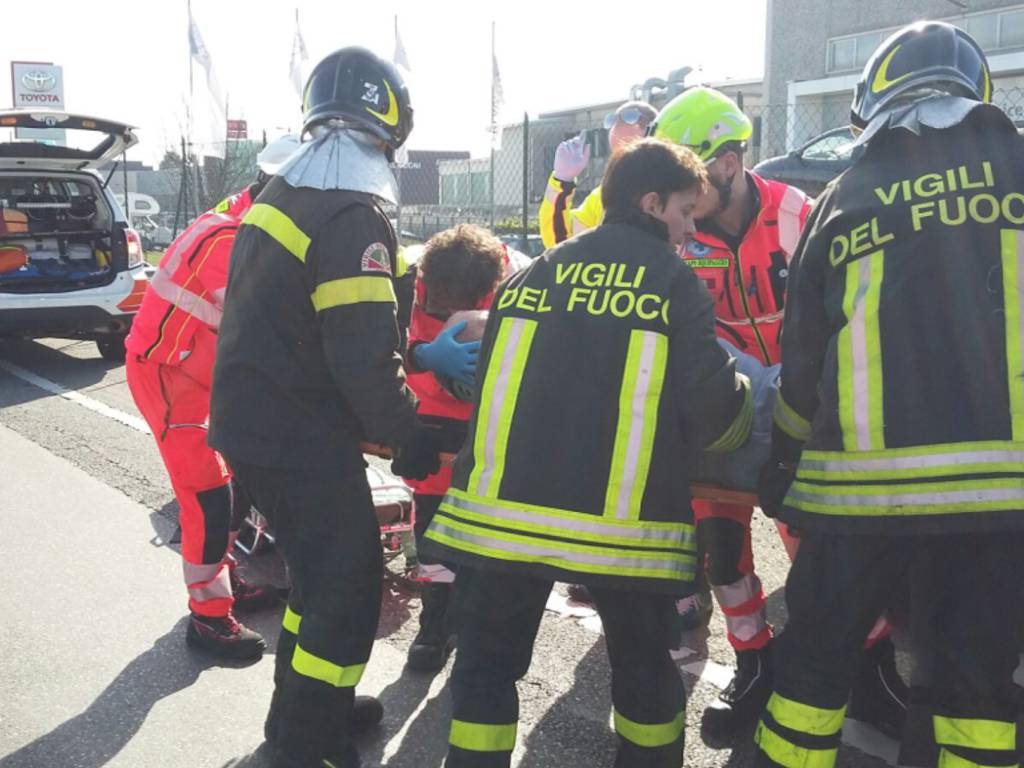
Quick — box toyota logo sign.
[21,70,56,92]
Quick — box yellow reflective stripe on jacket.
[604,330,668,520]
[243,203,311,263]
[282,606,302,635]
[613,708,684,748]
[449,719,517,752]
[291,644,366,688]
[311,276,396,312]
[934,716,1016,752]
[767,693,846,736]
[938,747,1018,768]
[396,246,409,278]
[755,721,839,768]
[707,375,753,452]
[444,489,695,552]
[838,251,885,452]
[799,441,1024,481]
[469,317,538,497]
[774,392,812,442]
[1001,229,1024,441]
[425,512,695,581]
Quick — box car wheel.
[96,332,128,362]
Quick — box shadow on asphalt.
[0,340,118,409]
[0,617,256,768]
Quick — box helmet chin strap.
[703,168,737,221]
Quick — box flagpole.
[490,21,496,232]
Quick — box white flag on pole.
[490,47,505,149]
[188,5,226,158]
[289,10,309,98]
[393,18,412,72]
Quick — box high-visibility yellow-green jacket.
[538,173,604,248]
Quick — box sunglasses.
[603,107,646,131]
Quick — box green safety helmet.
[651,87,752,161]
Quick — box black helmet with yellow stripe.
[851,21,991,132]
[302,46,414,153]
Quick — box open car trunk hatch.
[0,110,137,172]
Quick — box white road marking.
[0,359,152,435]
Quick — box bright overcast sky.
[1,0,767,165]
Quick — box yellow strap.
[707,375,753,452]
[934,716,1017,752]
[243,203,311,263]
[755,721,839,768]
[311,276,396,312]
[613,708,684,748]
[449,719,517,752]
[291,644,365,688]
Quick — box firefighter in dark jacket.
[756,22,1024,768]
[208,47,441,768]
[421,138,753,768]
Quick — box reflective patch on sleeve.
[361,242,393,275]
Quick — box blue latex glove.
[414,321,480,384]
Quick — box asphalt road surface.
[0,337,909,768]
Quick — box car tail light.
[125,227,144,267]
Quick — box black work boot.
[351,695,384,734]
[848,637,908,740]
[271,679,362,768]
[266,633,382,746]
[702,643,774,737]
[186,611,266,660]
[227,556,282,612]
[407,583,455,672]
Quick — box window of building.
[826,5,1024,76]
[1000,9,1024,48]
[966,13,998,49]
[829,37,857,72]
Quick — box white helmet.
[256,134,301,175]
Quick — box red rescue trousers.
[693,501,890,651]
[126,353,240,617]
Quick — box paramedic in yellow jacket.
[539,101,657,247]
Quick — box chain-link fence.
[141,86,1024,252]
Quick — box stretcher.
[233,456,417,558]
[233,444,760,558]
[359,443,761,507]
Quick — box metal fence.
[145,86,1024,250]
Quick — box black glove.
[392,426,443,481]
[757,459,797,519]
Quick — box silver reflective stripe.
[473,318,529,496]
[608,331,665,520]
[162,213,236,275]
[789,485,1024,507]
[800,447,1024,473]
[430,518,693,579]
[183,562,231,602]
[777,186,805,257]
[445,492,693,550]
[149,267,223,328]
[723,611,768,644]
[714,572,761,608]
[850,257,873,451]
